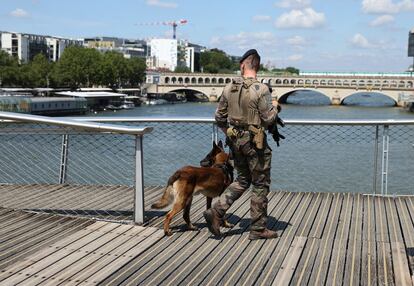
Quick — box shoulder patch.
[255,84,260,91]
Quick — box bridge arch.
[335,80,342,86]
[164,77,170,84]
[212,78,217,84]
[291,79,297,85]
[341,92,397,106]
[184,77,190,84]
[198,77,204,84]
[168,88,210,102]
[278,88,330,104]
[205,78,210,84]
[191,77,196,84]
[225,78,231,84]
[275,79,282,85]
[218,78,224,84]
[408,81,413,88]
[178,77,183,84]
[172,77,177,84]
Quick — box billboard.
[409,30,414,57]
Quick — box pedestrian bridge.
[145,73,414,106]
[1,112,414,285]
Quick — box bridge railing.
[0,111,153,224]
[1,115,413,224]
[68,117,414,196]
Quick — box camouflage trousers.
[213,133,271,231]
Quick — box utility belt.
[227,124,265,150]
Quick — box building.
[0,96,87,115]
[83,37,147,59]
[185,43,204,72]
[148,39,178,71]
[147,38,204,72]
[46,37,82,62]
[0,31,82,62]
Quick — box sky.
[1,0,413,72]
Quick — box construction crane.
[136,19,188,39]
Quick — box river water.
[84,92,414,195]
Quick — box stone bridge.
[145,73,414,106]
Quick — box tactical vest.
[227,78,263,127]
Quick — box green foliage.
[53,46,102,88]
[270,66,300,75]
[0,51,19,87]
[99,51,127,88]
[28,54,52,87]
[174,66,191,73]
[200,49,236,74]
[285,66,300,75]
[126,57,146,86]
[0,46,146,88]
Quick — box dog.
[151,140,234,236]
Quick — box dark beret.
[239,49,259,63]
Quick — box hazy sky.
[1,0,413,72]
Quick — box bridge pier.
[331,96,341,105]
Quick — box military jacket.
[215,77,278,128]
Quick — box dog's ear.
[217,140,223,149]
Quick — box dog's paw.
[164,229,173,236]
[222,220,234,228]
[187,224,198,231]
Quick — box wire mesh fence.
[135,120,414,195]
[0,118,414,223]
[0,122,139,222]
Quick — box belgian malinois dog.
[151,141,234,236]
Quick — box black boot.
[203,208,222,237]
[249,228,278,240]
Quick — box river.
[83,92,414,195]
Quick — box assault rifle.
[268,116,285,147]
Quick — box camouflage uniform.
[214,77,278,231]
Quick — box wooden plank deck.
[1,184,414,285]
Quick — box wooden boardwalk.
[1,184,414,285]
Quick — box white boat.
[148,99,168,105]
[120,101,135,109]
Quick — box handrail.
[0,112,153,135]
[57,116,414,126]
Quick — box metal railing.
[67,117,414,196]
[0,111,153,224]
[1,114,414,224]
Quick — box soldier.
[204,49,280,240]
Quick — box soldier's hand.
[272,99,281,112]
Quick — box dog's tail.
[151,171,180,209]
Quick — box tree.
[174,66,191,73]
[0,51,19,87]
[54,46,102,88]
[200,49,235,74]
[99,51,128,88]
[28,54,51,87]
[285,66,300,75]
[126,57,146,87]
